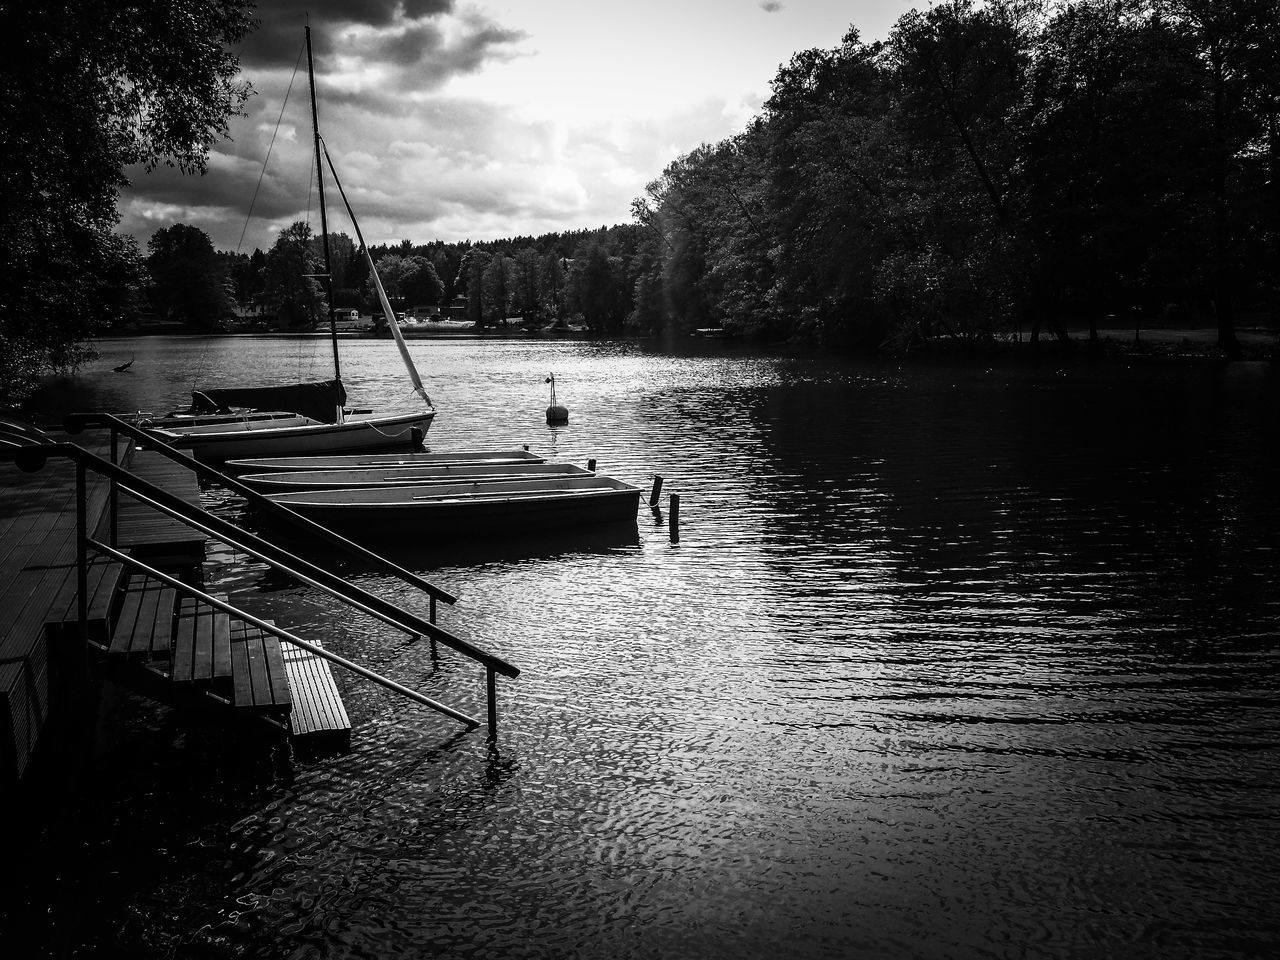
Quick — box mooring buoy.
[545,373,568,424]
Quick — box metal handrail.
[89,540,479,728]
[116,482,487,666]
[63,412,458,608]
[4,442,519,738]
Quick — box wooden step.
[170,595,232,687]
[229,620,292,717]
[107,574,177,661]
[48,557,128,645]
[282,638,351,753]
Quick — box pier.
[1,419,516,788]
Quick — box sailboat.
[145,26,435,463]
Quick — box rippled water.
[6,336,1280,958]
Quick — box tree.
[513,248,542,321]
[567,244,626,332]
[1021,2,1207,339]
[147,223,231,329]
[1153,0,1280,354]
[262,222,326,330]
[460,249,492,326]
[483,255,513,324]
[0,0,253,401]
[403,257,445,310]
[541,252,566,317]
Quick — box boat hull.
[239,461,591,493]
[149,410,434,462]
[226,448,545,473]
[265,476,641,538]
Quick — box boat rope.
[236,40,306,255]
[318,136,434,409]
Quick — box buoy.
[545,373,569,424]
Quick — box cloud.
[760,1,784,12]
[116,1,759,253]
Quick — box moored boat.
[146,408,432,462]
[239,461,592,493]
[146,27,436,463]
[225,448,546,473]
[265,476,641,538]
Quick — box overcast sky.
[117,1,921,254]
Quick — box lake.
[5,334,1279,959]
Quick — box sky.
[116,1,923,255]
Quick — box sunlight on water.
[10,337,1280,958]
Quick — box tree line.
[631,0,1278,354]
[137,220,641,333]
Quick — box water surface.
[6,335,1278,959]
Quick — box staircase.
[90,570,345,745]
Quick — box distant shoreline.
[91,324,1277,360]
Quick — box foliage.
[0,0,253,401]
[621,0,1279,353]
[262,222,327,330]
[147,224,232,330]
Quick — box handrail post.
[75,460,88,644]
[108,423,118,547]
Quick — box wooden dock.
[1,429,352,787]
[115,449,205,563]
[1,431,118,782]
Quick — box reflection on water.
[6,338,1280,958]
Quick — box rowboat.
[264,476,642,537]
[225,448,546,473]
[239,461,592,493]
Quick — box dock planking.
[1,430,115,781]
[114,449,205,562]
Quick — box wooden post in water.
[486,667,498,741]
[650,475,663,508]
[587,458,596,473]
[670,493,680,543]
[429,596,439,660]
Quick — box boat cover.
[190,379,347,424]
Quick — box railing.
[6,441,519,740]
[64,412,458,623]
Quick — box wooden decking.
[116,449,206,563]
[1,431,118,782]
[1,429,352,785]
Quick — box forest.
[2,1,1278,402]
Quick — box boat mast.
[305,24,340,386]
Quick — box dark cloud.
[329,15,526,86]
[760,1,783,11]
[238,0,455,66]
